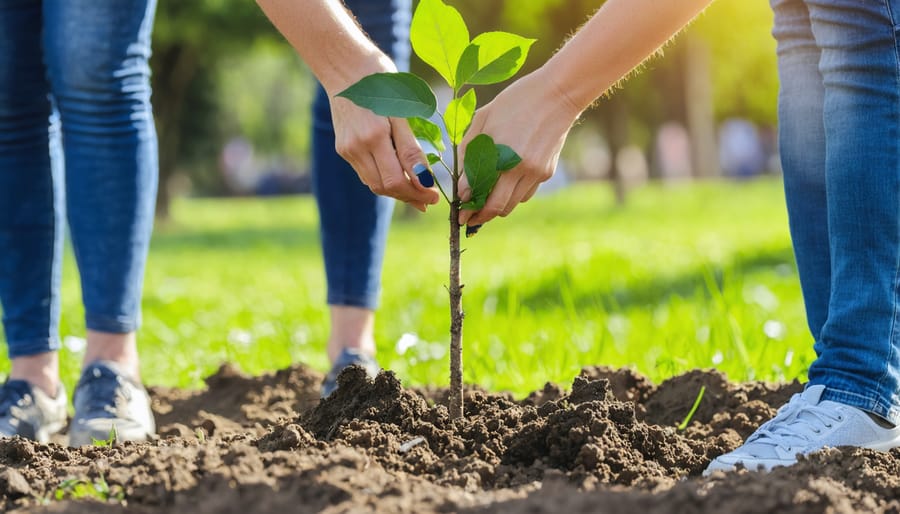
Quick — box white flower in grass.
[711,350,724,365]
[395,333,420,355]
[63,336,86,353]
[227,329,253,347]
[763,320,786,340]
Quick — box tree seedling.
[677,386,706,431]
[338,0,534,419]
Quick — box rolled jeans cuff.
[7,336,60,359]
[85,312,141,334]
[327,293,379,311]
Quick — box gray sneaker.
[0,380,67,443]
[69,361,155,447]
[704,384,900,475]
[321,349,380,397]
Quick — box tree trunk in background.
[600,93,629,206]
[684,35,719,179]
[151,45,199,220]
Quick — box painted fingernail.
[414,164,434,188]
[465,224,483,238]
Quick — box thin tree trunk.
[448,183,464,420]
[684,35,719,179]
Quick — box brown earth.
[2,363,899,513]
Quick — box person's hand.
[330,97,440,212]
[459,69,582,226]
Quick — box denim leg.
[0,0,65,358]
[801,0,900,424]
[312,0,411,310]
[43,0,158,333]
[771,0,831,342]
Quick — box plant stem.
[448,141,464,420]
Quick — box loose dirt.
[3,363,899,513]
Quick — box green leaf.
[336,72,437,119]
[455,44,480,88]
[408,117,445,152]
[465,32,536,86]
[411,0,470,89]
[461,134,500,210]
[445,89,477,145]
[496,144,522,171]
[427,153,442,165]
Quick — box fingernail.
[414,164,435,188]
[465,224,483,238]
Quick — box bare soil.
[3,363,899,513]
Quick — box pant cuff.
[85,312,141,334]
[327,293,379,311]
[817,384,900,427]
[7,336,61,359]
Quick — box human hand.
[458,70,582,226]
[330,97,440,211]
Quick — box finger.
[521,182,540,202]
[505,178,539,213]
[353,152,383,193]
[371,138,430,206]
[391,118,440,204]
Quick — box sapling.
[337,0,534,419]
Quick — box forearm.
[540,0,714,114]
[256,0,395,94]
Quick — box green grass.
[0,178,814,396]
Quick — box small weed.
[53,474,125,503]
[91,425,118,447]
[677,386,706,431]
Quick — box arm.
[460,0,714,226]
[257,0,439,210]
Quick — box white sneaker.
[0,380,67,443]
[704,384,900,475]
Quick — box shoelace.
[77,369,130,418]
[751,402,844,451]
[0,381,32,416]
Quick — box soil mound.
[2,363,898,513]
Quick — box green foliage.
[336,73,437,119]
[53,475,124,503]
[411,0,471,89]
[496,144,522,171]
[458,32,535,86]
[445,89,477,145]
[409,117,446,152]
[461,134,507,210]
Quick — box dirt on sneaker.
[1,363,898,513]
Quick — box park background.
[0,0,806,395]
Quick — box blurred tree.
[151,0,276,218]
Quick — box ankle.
[83,330,141,382]
[9,352,60,397]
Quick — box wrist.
[527,66,584,129]
[320,51,397,97]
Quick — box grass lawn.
[1,178,812,396]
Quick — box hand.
[459,69,582,226]
[331,98,440,211]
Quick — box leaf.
[427,153,442,165]
[411,0,470,89]
[496,144,522,171]
[455,43,480,88]
[461,134,500,210]
[465,32,536,86]
[408,117,445,152]
[445,89,477,145]
[336,72,437,119]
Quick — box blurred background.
[151,0,778,216]
[3,0,804,394]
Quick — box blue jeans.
[312,0,410,310]
[0,0,158,358]
[772,0,900,424]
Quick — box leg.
[805,0,900,423]
[43,0,158,445]
[313,0,411,364]
[0,0,65,396]
[43,0,158,382]
[0,0,68,441]
[706,0,900,473]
